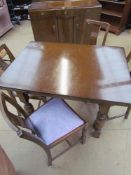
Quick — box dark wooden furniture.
[29,0,102,44]
[0,92,88,166]
[0,0,13,37]
[81,19,110,45]
[0,42,131,138]
[98,0,131,35]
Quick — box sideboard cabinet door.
[58,10,74,43]
[73,9,85,44]
[74,8,101,44]
[30,12,59,42]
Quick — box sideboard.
[29,0,102,44]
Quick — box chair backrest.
[0,44,15,75]
[0,92,32,133]
[0,44,15,63]
[81,19,110,46]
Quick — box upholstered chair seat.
[26,98,84,145]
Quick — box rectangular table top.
[0,42,131,106]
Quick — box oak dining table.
[0,41,131,138]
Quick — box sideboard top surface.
[29,0,101,12]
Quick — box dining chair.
[0,44,46,108]
[0,92,88,166]
[107,51,131,120]
[81,19,110,46]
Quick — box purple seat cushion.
[26,98,84,145]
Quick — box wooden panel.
[58,13,74,43]
[74,16,85,43]
[74,9,101,44]
[30,12,58,42]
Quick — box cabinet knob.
[76,23,79,29]
[41,12,45,16]
[52,25,56,33]
[64,11,67,15]
[86,10,90,13]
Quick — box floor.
[0,21,131,175]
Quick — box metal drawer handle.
[52,25,56,33]
[41,12,45,16]
[64,11,67,15]
[76,23,79,29]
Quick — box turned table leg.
[92,104,110,138]
[17,92,34,115]
[124,106,130,119]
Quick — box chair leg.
[48,158,52,166]
[81,124,88,144]
[124,107,130,119]
[46,149,52,166]
[41,146,52,166]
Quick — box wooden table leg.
[92,104,110,138]
[17,92,34,115]
[125,106,130,119]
